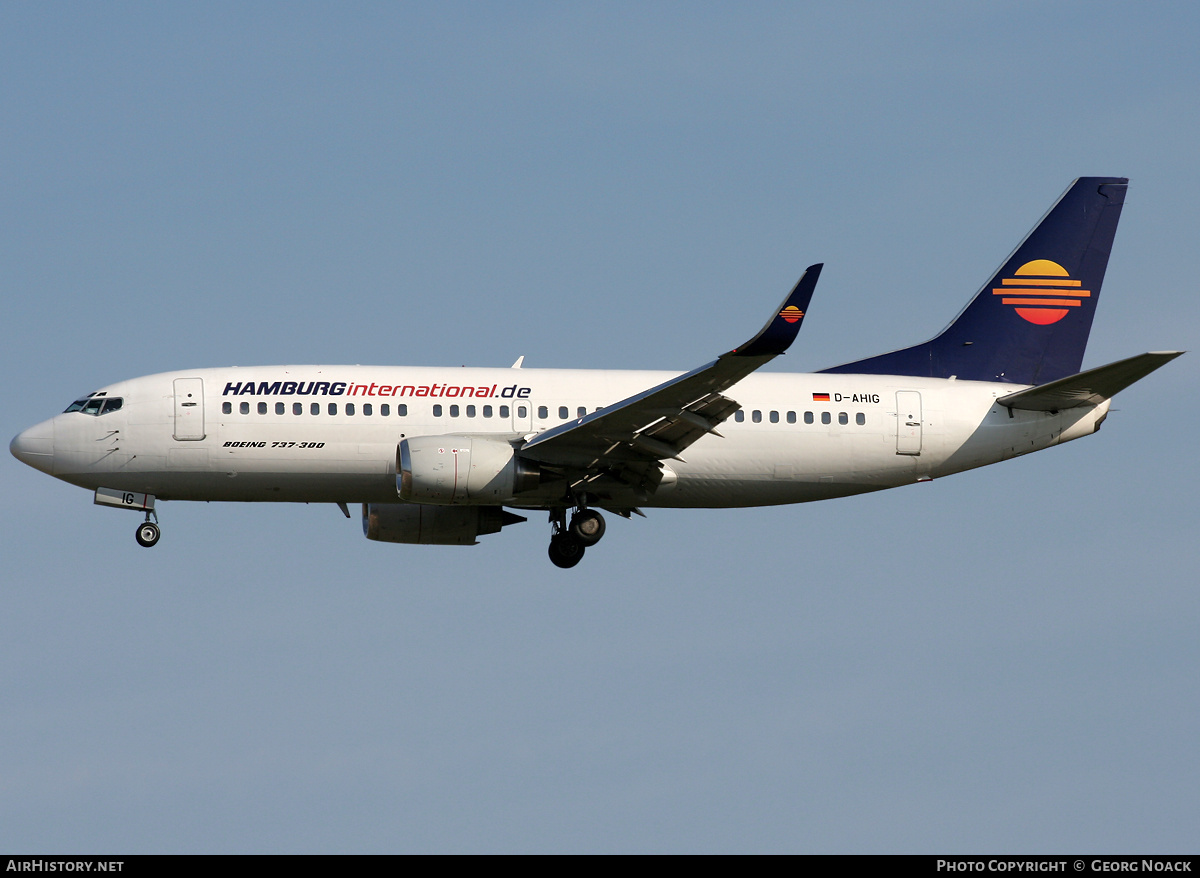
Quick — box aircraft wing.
[997,351,1184,412]
[518,265,821,496]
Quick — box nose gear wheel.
[135,521,161,547]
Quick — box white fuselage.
[22,365,1109,508]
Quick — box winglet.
[728,264,822,359]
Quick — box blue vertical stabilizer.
[820,177,1127,385]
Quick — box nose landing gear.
[93,489,161,548]
[547,504,606,568]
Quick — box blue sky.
[3,2,1197,852]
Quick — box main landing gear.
[135,511,161,547]
[547,505,607,568]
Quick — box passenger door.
[173,378,206,441]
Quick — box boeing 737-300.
[10,177,1182,567]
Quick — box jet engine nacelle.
[398,435,540,505]
[363,503,526,545]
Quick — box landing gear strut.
[547,503,606,568]
[135,511,160,548]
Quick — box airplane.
[10,177,1183,568]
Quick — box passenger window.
[328,403,338,415]
[276,402,285,415]
[804,411,814,424]
[856,413,866,426]
[821,411,831,425]
[787,411,796,424]
[538,406,548,419]
[558,406,568,419]
[222,402,232,414]
[500,405,510,418]
[735,411,745,423]
[293,403,303,415]
[381,404,390,416]
[769,411,779,423]
[466,405,476,418]
[259,402,268,415]
[838,412,848,425]
[311,403,320,415]
[364,403,373,416]
[450,405,459,417]
[577,407,586,418]
[433,404,442,417]
[752,410,762,423]
[240,402,250,415]
[517,405,527,418]
[397,404,407,417]
[346,403,356,416]
[483,405,493,418]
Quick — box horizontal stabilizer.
[997,351,1184,411]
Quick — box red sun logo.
[993,259,1090,325]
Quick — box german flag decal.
[993,259,1090,325]
[779,305,805,323]
[812,392,830,402]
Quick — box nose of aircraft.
[10,419,55,475]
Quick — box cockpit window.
[65,397,123,416]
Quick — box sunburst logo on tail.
[779,305,804,323]
[993,259,1090,325]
